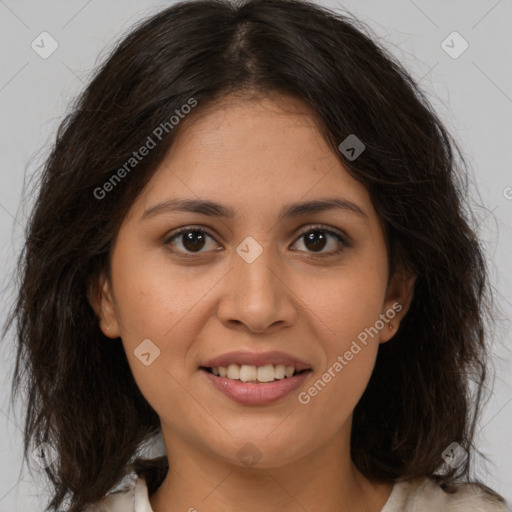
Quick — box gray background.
[1,0,511,510]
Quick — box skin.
[92,91,415,512]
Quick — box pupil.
[183,230,205,252]
[305,231,326,252]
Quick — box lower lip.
[200,368,312,405]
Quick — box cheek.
[110,240,210,341]
[108,244,211,396]
[301,260,388,346]
[293,261,386,416]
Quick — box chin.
[208,432,311,469]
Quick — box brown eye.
[164,224,349,258]
[164,227,218,254]
[291,226,349,255]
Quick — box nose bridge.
[233,235,280,301]
[217,234,295,331]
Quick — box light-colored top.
[84,471,511,512]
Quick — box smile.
[204,363,308,382]
[200,366,313,405]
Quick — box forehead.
[129,93,377,225]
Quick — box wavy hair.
[3,0,505,510]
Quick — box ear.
[379,266,416,343]
[86,272,121,339]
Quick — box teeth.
[239,364,257,382]
[227,364,240,379]
[274,364,286,379]
[210,364,302,383]
[257,364,275,382]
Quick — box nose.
[216,241,297,334]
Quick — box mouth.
[199,365,313,405]
[199,364,313,384]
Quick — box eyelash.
[163,224,350,258]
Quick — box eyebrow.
[140,197,369,223]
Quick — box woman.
[4,0,510,510]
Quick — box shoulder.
[384,477,511,512]
[83,472,151,512]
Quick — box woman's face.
[95,92,413,468]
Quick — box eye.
[164,226,219,255]
[163,224,350,257]
[291,224,349,256]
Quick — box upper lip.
[201,350,312,371]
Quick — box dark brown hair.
[3,0,505,510]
